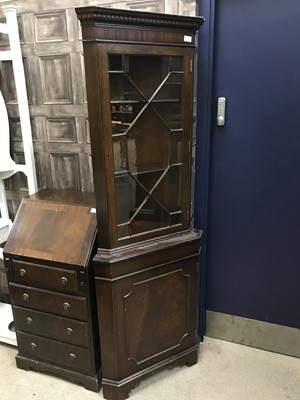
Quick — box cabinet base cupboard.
[93,231,202,400]
[76,7,204,400]
[4,189,101,392]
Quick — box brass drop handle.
[26,317,33,325]
[69,353,76,361]
[60,276,68,285]
[19,269,26,277]
[30,342,37,350]
[63,302,70,311]
[66,328,73,336]
[23,293,29,301]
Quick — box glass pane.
[115,173,136,225]
[109,73,146,103]
[151,100,182,130]
[109,55,123,70]
[115,167,182,236]
[152,73,183,130]
[126,55,167,100]
[169,56,183,71]
[153,73,183,100]
[134,107,170,173]
[153,165,182,213]
[170,131,182,165]
[130,195,170,236]
[109,53,185,240]
[113,137,137,173]
[170,213,181,225]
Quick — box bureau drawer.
[13,306,89,347]
[17,331,93,374]
[11,260,79,294]
[9,284,87,321]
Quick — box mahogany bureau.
[3,189,101,391]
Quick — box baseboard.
[205,311,300,358]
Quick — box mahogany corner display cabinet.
[3,189,101,392]
[76,6,204,400]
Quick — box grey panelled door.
[0,2,92,219]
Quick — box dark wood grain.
[16,355,101,392]
[11,260,79,294]
[13,306,89,347]
[76,6,204,46]
[77,9,201,248]
[4,190,97,266]
[4,189,101,392]
[9,283,88,320]
[77,7,203,399]
[17,331,92,373]
[94,232,200,390]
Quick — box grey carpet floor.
[0,337,299,400]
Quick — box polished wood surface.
[17,331,93,373]
[4,189,101,392]
[9,284,88,320]
[4,190,97,266]
[94,232,201,381]
[13,306,89,347]
[77,7,203,399]
[11,260,79,294]
[76,6,203,46]
[76,7,203,249]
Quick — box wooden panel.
[85,118,91,143]
[39,55,73,104]
[0,60,17,103]
[4,190,97,265]
[0,15,24,44]
[10,117,37,142]
[124,268,190,365]
[94,239,201,396]
[34,10,68,42]
[50,152,81,190]
[80,53,87,102]
[46,118,77,143]
[0,58,32,104]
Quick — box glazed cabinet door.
[92,44,194,247]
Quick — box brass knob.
[63,302,70,311]
[66,328,73,336]
[26,317,33,325]
[30,342,37,350]
[23,293,29,301]
[69,353,76,361]
[60,276,68,285]
[19,269,26,277]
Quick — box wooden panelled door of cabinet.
[77,7,204,400]
[4,189,101,392]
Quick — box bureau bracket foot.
[16,354,102,392]
[102,345,199,400]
